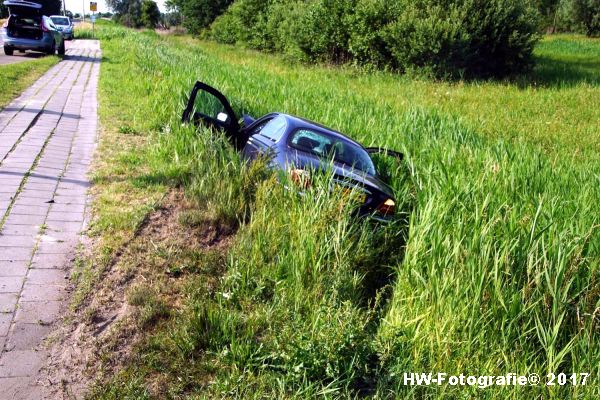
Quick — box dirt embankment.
[45,190,234,398]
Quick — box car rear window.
[289,129,376,175]
[51,17,69,25]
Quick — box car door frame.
[182,80,241,139]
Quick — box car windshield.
[289,129,376,175]
[51,17,69,25]
[255,115,287,142]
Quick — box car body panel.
[183,81,403,220]
[2,1,64,54]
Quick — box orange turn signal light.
[377,198,396,216]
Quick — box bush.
[210,0,272,48]
[210,0,540,79]
[382,0,540,78]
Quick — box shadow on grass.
[92,171,192,188]
[520,55,600,88]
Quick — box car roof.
[50,15,70,19]
[274,113,366,149]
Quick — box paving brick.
[0,247,34,261]
[14,301,61,325]
[0,224,40,236]
[5,322,52,351]
[0,377,53,400]
[30,252,73,269]
[48,203,86,214]
[46,211,84,223]
[45,221,83,233]
[0,277,24,293]
[0,235,37,248]
[0,350,47,378]
[0,313,12,336]
[0,261,28,277]
[5,205,49,216]
[3,214,46,226]
[20,283,66,302]
[14,191,55,201]
[26,269,69,285]
[35,241,76,255]
[0,293,19,313]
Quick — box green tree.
[169,0,233,34]
[39,0,63,16]
[536,0,561,31]
[107,0,143,27]
[572,0,600,35]
[141,0,161,28]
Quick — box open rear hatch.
[4,1,43,40]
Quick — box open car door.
[366,147,403,186]
[4,0,42,17]
[182,81,241,145]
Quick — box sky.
[64,0,167,14]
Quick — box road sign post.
[90,2,97,39]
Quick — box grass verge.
[72,24,599,399]
[0,55,59,110]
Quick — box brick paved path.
[0,40,100,399]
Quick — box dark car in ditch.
[2,0,65,56]
[182,81,403,221]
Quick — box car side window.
[289,129,376,175]
[290,129,332,155]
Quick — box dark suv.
[1,1,65,56]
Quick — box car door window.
[182,81,239,135]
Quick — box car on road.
[1,0,65,56]
[50,15,74,40]
[182,81,403,221]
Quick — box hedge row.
[210,0,541,79]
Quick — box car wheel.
[3,46,13,56]
[46,41,56,55]
[58,41,65,56]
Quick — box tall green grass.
[89,26,599,398]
